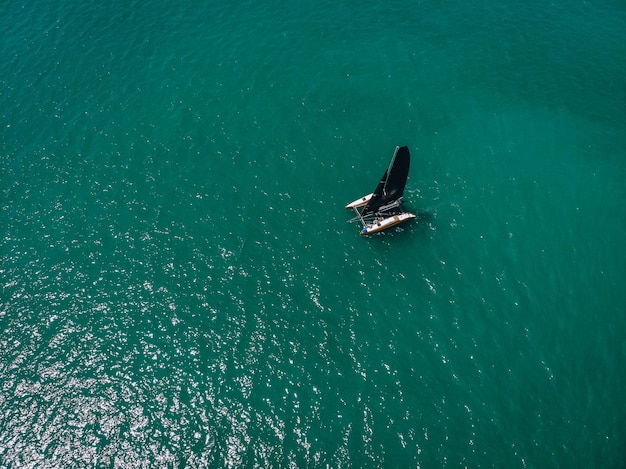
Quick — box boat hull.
[345,193,373,210]
[360,212,416,235]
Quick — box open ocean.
[2,1,625,467]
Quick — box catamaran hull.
[361,212,416,235]
[345,193,373,210]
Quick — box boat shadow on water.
[414,210,435,224]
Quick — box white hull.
[361,212,416,235]
[345,193,373,210]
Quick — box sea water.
[1,0,625,467]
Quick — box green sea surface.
[2,1,626,467]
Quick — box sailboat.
[345,145,416,235]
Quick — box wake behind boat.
[346,146,416,235]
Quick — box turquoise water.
[2,0,626,467]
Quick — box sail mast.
[382,146,400,196]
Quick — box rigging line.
[352,206,370,227]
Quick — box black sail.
[362,146,410,216]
